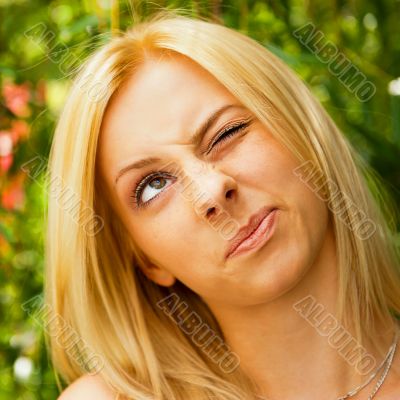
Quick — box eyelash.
[131,120,251,209]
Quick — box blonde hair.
[45,8,400,399]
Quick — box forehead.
[98,53,240,181]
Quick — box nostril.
[226,189,234,199]
[206,207,216,217]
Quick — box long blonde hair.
[45,8,400,399]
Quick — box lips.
[225,205,277,260]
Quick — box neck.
[205,226,397,400]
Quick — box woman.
[46,9,400,400]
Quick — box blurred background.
[0,0,399,398]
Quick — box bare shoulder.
[58,374,117,400]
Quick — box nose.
[180,160,238,221]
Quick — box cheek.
[125,211,222,297]
[125,206,204,268]
[239,131,329,222]
[239,132,330,267]
[230,131,300,198]
[280,173,330,284]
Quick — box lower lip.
[227,209,278,260]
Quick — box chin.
[242,250,314,305]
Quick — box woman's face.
[97,52,330,308]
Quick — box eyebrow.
[114,103,246,185]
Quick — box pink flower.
[2,81,31,117]
[0,131,13,156]
[0,154,13,174]
[1,172,26,210]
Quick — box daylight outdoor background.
[0,0,400,399]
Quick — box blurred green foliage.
[0,0,399,398]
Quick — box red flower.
[10,120,30,144]
[0,154,13,174]
[2,81,31,118]
[0,233,11,257]
[1,172,26,210]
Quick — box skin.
[59,52,400,399]
[98,51,328,305]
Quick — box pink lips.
[225,207,278,260]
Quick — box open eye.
[131,172,174,209]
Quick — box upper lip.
[225,205,277,259]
